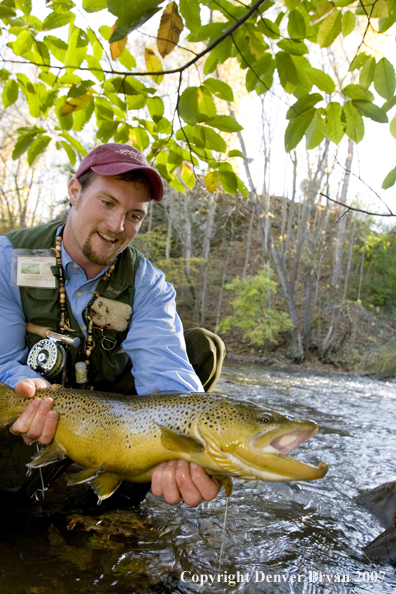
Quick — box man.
[0,143,224,506]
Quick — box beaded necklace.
[54,233,117,373]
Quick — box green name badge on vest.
[11,249,57,289]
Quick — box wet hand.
[9,378,58,445]
[151,460,221,506]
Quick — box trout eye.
[261,414,273,423]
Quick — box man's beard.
[81,231,122,266]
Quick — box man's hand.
[9,378,58,445]
[151,460,221,506]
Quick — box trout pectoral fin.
[91,473,122,501]
[27,440,67,468]
[158,425,204,453]
[67,467,102,485]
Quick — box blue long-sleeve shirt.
[0,234,203,394]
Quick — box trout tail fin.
[0,381,26,428]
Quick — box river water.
[1,361,396,593]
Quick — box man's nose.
[107,211,125,233]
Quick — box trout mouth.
[257,427,319,455]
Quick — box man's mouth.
[97,231,118,245]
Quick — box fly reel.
[27,339,66,378]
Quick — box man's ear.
[68,178,81,207]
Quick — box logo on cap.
[115,148,147,164]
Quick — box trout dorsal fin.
[26,440,67,468]
[158,425,204,453]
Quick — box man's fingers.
[9,397,58,445]
[151,460,221,506]
[175,460,202,506]
[190,463,221,501]
[15,378,51,399]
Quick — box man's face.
[65,174,150,276]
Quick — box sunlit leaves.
[203,79,234,101]
[2,79,18,108]
[305,112,326,149]
[352,100,388,123]
[145,48,164,84]
[205,170,221,193]
[342,10,355,36]
[310,1,335,25]
[359,56,376,89]
[60,92,93,116]
[355,0,388,18]
[11,127,47,160]
[285,108,315,151]
[288,9,306,38]
[157,1,183,58]
[245,53,275,94]
[343,84,374,101]
[83,0,106,11]
[343,101,364,142]
[286,93,323,119]
[305,67,335,94]
[109,24,128,59]
[107,0,162,42]
[325,101,344,143]
[276,51,299,93]
[374,58,396,100]
[382,167,396,189]
[42,10,75,30]
[27,135,51,166]
[317,9,342,47]
[179,0,200,35]
[181,163,196,189]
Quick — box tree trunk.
[332,138,354,287]
[200,192,217,326]
[343,216,356,301]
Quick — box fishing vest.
[6,220,143,394]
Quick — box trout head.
[195,400,328,482]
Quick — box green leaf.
[0,5,16,17]
[61,140,77,167]
[342,10,355,36]
[343,84,374,101]
[374,57,396,100]
[277,39,308,55]
[127,94,147,110]
[203,78,234,102]
[2,78,18,108]
[219,164,238,195]
[305,67,336,94]
[42,10,74,30]
[86,55,104,82]
[13,29,34,56]
[326,101,344,143]
[310,1,335,24]
[12,134,36,160]
[72,99,94,131]
[203,46,220,75]
[245,53,275,94]
[317,9,342,47]
[45,35,68,62]
[15,0,32,14]
[197,87,216,120]
[359,56,376,89]
[181,163,195,189]
[147,96,164,121]
[228,149,253,162]
[390,113,396,138]
[95,96,114,122]
[288,9,307,38]
[382,96,396,112]
[352,100,389,123]
[382,166,396,189]
[117,48,136,70]
[343,101,364,142]
[179,0,201,35]
[286,92,323,119]
[65,27,88,71]
[349,53,369,71]
[284,108,315,151]
[257,18,280,39]
[285,0,300,9]
[202,127,227,152]
[178,86,199,125]
[0,69,10,82]
[130,127,150,150]
[97,120,119,142]
[59,131,87,155]
[305,113,326,148]
[107,0,162,41]
[27,135,51,166]
[83,0,106,11]
[275,51,299,93]
[206,115,243,132]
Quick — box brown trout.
[0,382,328,500]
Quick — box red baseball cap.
[75,143,163,202]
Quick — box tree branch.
[319,192,396,217]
